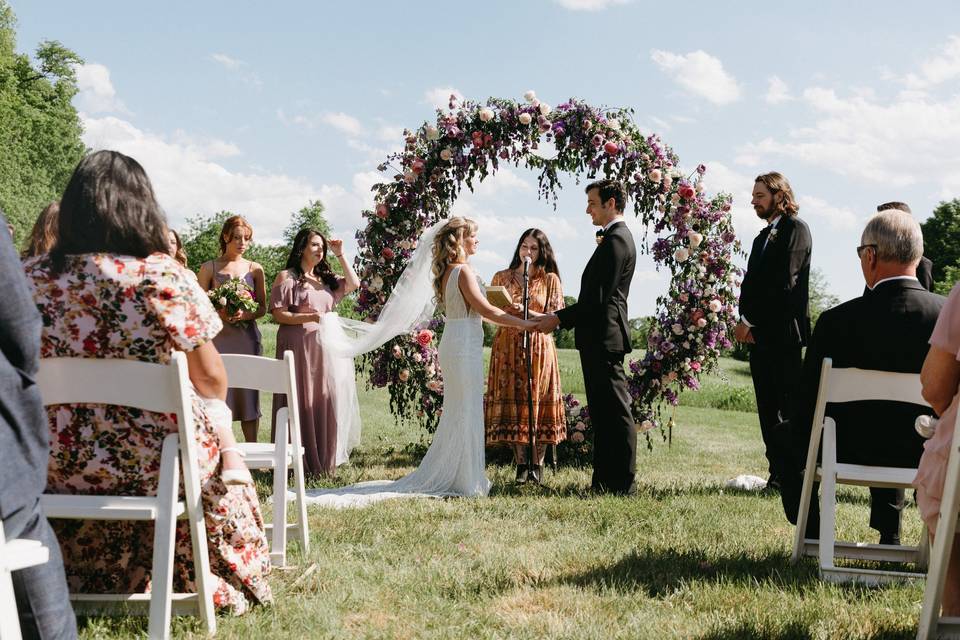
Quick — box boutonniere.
[596,229,604,245]
[767,227,779,245]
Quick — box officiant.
[484,229,566,484]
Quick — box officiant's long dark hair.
[508,228,560,280]
[285,228,340,290]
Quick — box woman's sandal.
[220,446,254,486]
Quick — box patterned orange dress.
[485,269,566,446]
[23,253,272,614]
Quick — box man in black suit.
[778,210,944,543]
[0,208,77,639]
[735,172,812,490]
[534,180,638,494]
[876,202,934,291]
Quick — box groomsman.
[735,172,812,490]
[876,202,934,291]
[534,180,638,495]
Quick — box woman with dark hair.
[485,228,566,483]
[166,227,190,270]
[271,228,360,475]
[198,216,267,443]
[23,150,272,614]
[22,201,60,258]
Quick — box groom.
[535,179,637,494]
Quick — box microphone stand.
[522,257,538,483]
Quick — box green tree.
[554,295,577,349]
[0,1,85,244]
[282,200,330,246]
[808,267,840,326]
[921,198,960,289]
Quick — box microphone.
[523,256,531,273]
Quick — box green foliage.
[628,315,654,350]
[0,0,85,245]
[282,199,330,245]
[922,198,960,286]
[935,264,960,296]
[553,295,577,348]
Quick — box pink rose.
[690,309,705,323]
[376,204,389,219]
[416,329,434,347]
[382,247,395,260]
[679,184,696,200]
[571,432,585,443]
[392,345,402,358]
[411,159,426,175]
[574,421,586,431]
[696,318,707,328]
[603,141,620,155]
[708,299,722,313]
[648,168,662,183]
[690,361,702,371]
[398,369,410,382]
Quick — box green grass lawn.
[79,322,927,639]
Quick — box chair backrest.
[36,351,201,488]
[811,358,930,440]
[219,353,293,394]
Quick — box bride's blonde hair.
[431,217,477,302]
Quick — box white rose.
[708,312,718,322]
[688,232,703,248]
[674,248,690,262]
[639,420,655,433]
[670,167,684,178]
[425,126,440,140]
[219,297,228,307]
[440,148,453,161]
[696,318,707,328]
[426,365,435,376]
[518,112,533,125]
[671,323,684,335]
[479,107,495,122]
[708,299,722,313]
[648,169,662,183]
[523,90,537,103]
[671,193,682,206]
[413,352,423,362]
[539,102,551,116]
[608,119,621,131]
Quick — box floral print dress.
[22,253,272,614]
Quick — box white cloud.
[423,86,463,111]
[210,53,243,71]
[650,49,741,105]
[737,86,960,194]
[73,63,129,115]
[798,195,859,230]
[553,0,630,10]
[699,161,764,241]
[81,115,342,243]
[905,35,960,89]
[208,52,262,89]
[320,112,365,136]
[765,75,792,104]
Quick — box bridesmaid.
[271,228,359,475]
[484,228,566,484]
[198,216,267,443]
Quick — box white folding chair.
[36,352,216,640]
[791,358,930,584]
[0,520,51,640]
[917,399,960,639]
[221,352,308,568]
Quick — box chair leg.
[148,435,180,640]
[819,420,838,574]
[290,419,309,555]
[270,411,289,567]
[181,454,217,635]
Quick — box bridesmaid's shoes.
[515,463,529,484]
[221,446,254,486]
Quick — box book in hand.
[486,286,512,308]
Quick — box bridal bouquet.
[208,277,258,324]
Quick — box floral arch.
[352,92,739,455]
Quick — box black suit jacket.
[0,214,49,520]
[556,220,636,354]
[791,278,945,468]
[739,215,812,347]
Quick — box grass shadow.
[694,620,913,640]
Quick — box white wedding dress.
[301,263,491,508]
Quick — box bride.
[303,217,537,508]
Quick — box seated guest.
[876,201,934,291]
[22,150,272,614]
[915,283,960,615]
[22,201,60,258]
[778,210,945,544]
[0,206,76,639]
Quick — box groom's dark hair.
[585,179,626,212]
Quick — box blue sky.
[9,0,960,314]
